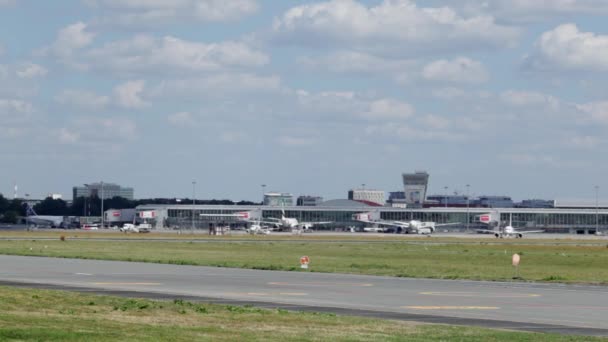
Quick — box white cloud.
[55,89,110,110]
[220,131,247,143]
[524,24,608,72]
[151,73,282,98]
[277,135,316,147]
[0,0,16,7]
[63,117,138,144]
[84,35,268,75]
[500,90,560,111]
[113,80,147,108]
[58,128,80,144]
[361,99,414,120]
[273,0,520,55]
[46,22,95,60]
[457,0,608,23]
[0,98,34,116]
[87,0,258,27]
[299,51,415,75]
[577,101,608,124]
[16,63,48,79]
[422,57,488,84]
[168,111,195,126]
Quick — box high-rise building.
[263,192,293,206]
[402,171,429,207]
[73,182,134,200]
[348,189,385,206]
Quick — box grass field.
[0,232,607,284]
[0,286,600,341]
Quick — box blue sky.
[1,0,607,202]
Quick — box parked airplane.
[255,208,331,232]
[23,204,64,228]
[353,211,457,235]
[202,208,331,232]
[476,212,543,238]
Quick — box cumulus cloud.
[62,117,138,144]
[273,0,520,55]
[524,24,608,72]
[16,63,48,79]
[44,22,95,60]
[500,90,560,111]
[83,35,268,75]
[456,0,608,23]
[361,99,414,120]
[0,98,34,116]
[58,128,80,144]
[0,0,16,7]
[55,89,110,110]
[167,111,195,126]
[422,57,488,84]
[114,80,147,108]
[577,101,608,124]
[86,0,258,27]
[150,73,282,98]
[298,51,415,75]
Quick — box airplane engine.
[494,233,500,238]
[517,233,523,238]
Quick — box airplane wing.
[516,230,544,234]
[435,222,461,227]
[475,229,498,234]
[299,221,332,226]
[366,220,409,228]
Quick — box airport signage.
[300,256,310,269]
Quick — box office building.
[73,182,134,200]
[348,189,385,206]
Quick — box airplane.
[476,212,543,238]
[23,203,65,228]
[201,208,331,233]
[353,211,457,235]
[254,207,331,232]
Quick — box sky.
[0,0,607,202]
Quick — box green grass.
[0,232,607,284]
[0,286,601,341]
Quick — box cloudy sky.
[1,0,607,202]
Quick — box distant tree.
[34,197,69,216]
[1,211,18,224]
[8,199,23,214]
[104,196,135,210]
[0,194,9,214]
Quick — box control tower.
[402,171,429,208]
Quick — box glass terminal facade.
[136,204,608,234]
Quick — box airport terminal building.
[136,200,608,235]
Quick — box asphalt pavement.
[0,255,607,337]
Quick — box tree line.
[0,194,259,223]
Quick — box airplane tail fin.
[23,203,37,217]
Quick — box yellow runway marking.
[92,282,161,286]
[404,306,500,310]
[420,292,540,298]
[268,282,373,287]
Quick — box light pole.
[192,180,196,230]
[100,181,104,229]
[595,185,599,234]
[466,184,470,232]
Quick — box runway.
[1,255,607,337]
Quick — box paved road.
[1,255,607,336]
